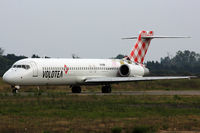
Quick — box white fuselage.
[3,58,147,86]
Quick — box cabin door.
[30,61,38,77]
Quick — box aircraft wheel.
[12,86,19,94]
[101,85,111,93]
[72,86,81,93]
[11,86,20,94]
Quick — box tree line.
[0,47,199,77]
[146,50,200,76]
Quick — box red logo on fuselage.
[64,65,69,74]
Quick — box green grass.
[1,95,199,118]
[1,78,200,132]
[1,95,200,132]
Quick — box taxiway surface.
[2,90,200,96]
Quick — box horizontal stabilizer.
[122,36,191,40]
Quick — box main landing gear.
[12,85,20,94]
[71,85,112,93]
[71,86,82,93]
[101,85,112,93]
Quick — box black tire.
[72,86,81,93]
[101,86,106,93]
[77,86,81,93]
[108,87,111,93]
[101,85,112,93]
[72,87,76,93]
[12,88,18,94]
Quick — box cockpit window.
[22,65,26,69]
[12,65,30,69]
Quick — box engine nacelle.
[119,64,130,77]
[118,64,149,77]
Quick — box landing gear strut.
[71,86,82,93]
[12,85,20,94]
[101,85,112,93]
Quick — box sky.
[0,0,199,61]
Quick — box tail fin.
[123,31,190,64]
[129,31,153,64]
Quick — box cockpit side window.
[22,65,26,69]
[25,65,30,69]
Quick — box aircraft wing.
[85,76,192,84]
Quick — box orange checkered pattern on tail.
[129,31,153,64]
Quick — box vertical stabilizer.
[129,31,153,64]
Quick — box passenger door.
[30,61,38,77]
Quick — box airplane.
[2,30,191,93]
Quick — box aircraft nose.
[3,72,9,83]
[2,71,13,84]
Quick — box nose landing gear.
[12,85,20,94]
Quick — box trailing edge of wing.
[85,76,192,84]
[122,36,191,40]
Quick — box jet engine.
[118,64,149,77]
[119,64,130,77]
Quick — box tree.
[0,48,4,56]
[114,54,126,59]
[31,54,40,58]
[147,50,200,76]
[0,54,27,76]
